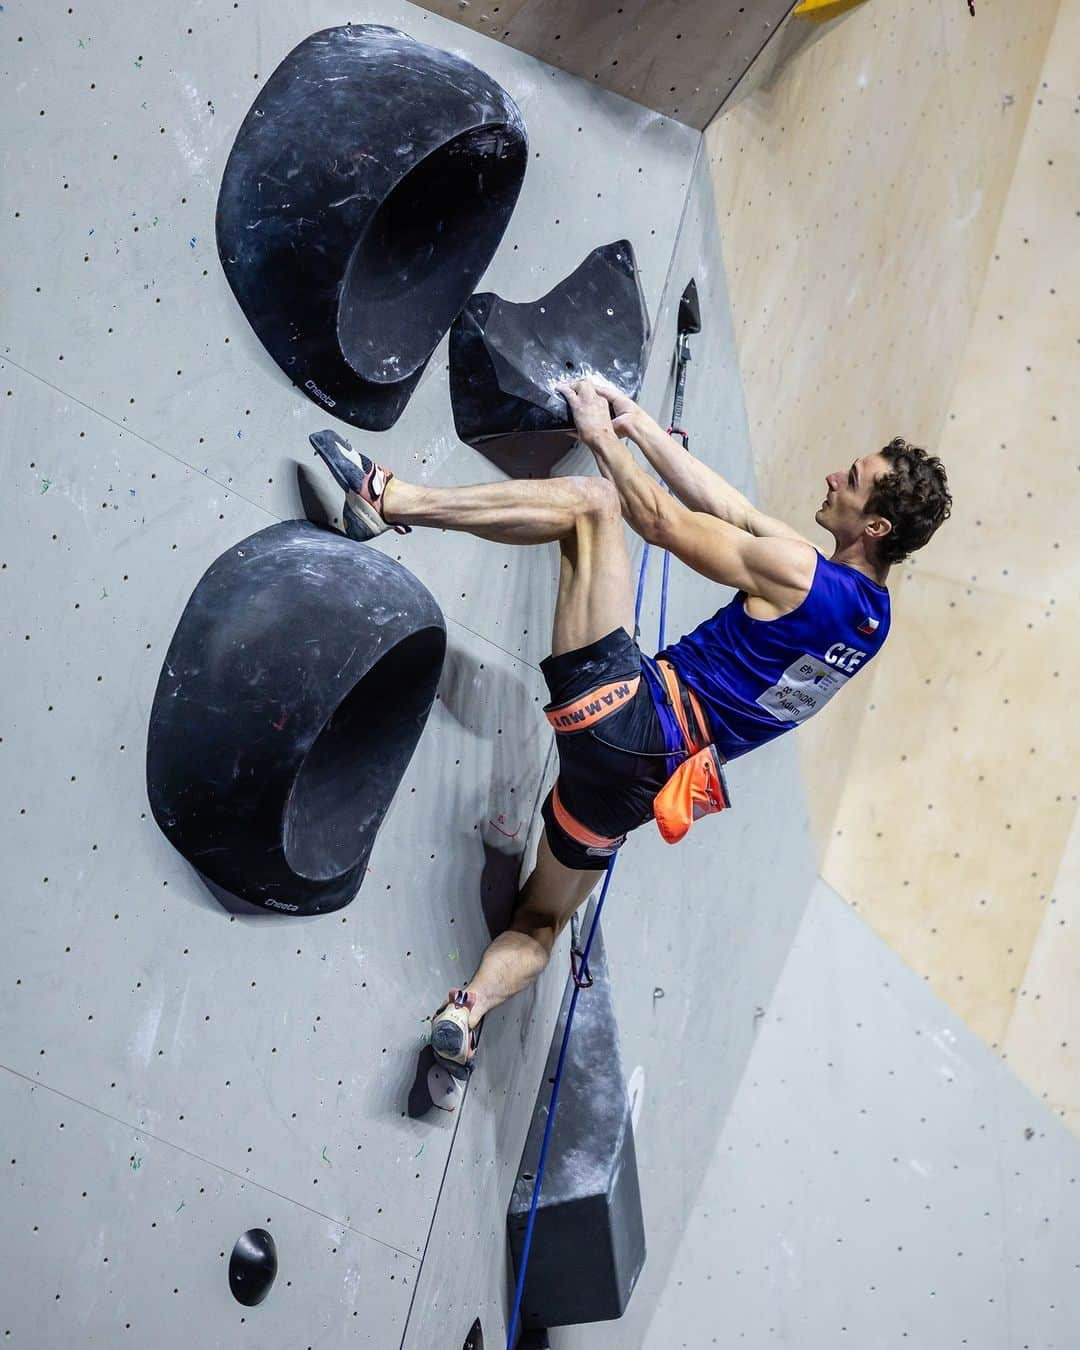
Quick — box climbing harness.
[505,279,704,1349]
[549,781,626,860]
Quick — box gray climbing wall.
[12,4,1071,1350]
[643,879,1080,1349]
[1,3,783,1346]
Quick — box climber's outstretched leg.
[310,427,635,653]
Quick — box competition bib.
[756,653,848,725]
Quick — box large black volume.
[146,521,446,916]
[216,24,527,430]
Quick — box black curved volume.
[216,24,528,429]
[146,521,446,916]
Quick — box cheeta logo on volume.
[265,898,300,912]
[304,379,336,408]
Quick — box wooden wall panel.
[707,0,1080,1129]
[409,0,796,128]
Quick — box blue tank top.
[651,552,890,761]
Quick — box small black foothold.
[678,278,701,336]
[229,1228,278,1306]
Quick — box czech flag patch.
[857,616,880,636]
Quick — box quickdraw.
[570,946,594,989]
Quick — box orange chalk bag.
[649,657,732,844]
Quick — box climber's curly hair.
[866,438,952,565]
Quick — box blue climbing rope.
[659,546,672,652]
[504,854,619,1348]
[633,542,652,639]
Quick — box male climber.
[311,378,951,1077]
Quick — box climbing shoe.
[309,428,410,541]
[430,989,481,1081]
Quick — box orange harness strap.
[655,658,710,755]
[544,674,641,734]
[544,660,728,852]
[551,782,624,850]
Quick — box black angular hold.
[507,912,646,1328]
[146,521,446,916]
[678,277,701,336]
[229,1229,277,1306]
[216,25,527,429]
[449,241,650,474]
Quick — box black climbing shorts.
[539,628,671,870]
